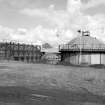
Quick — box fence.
[59,44,105,52]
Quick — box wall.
[62,52,105,65]
[91,54,100,64]
[41,53,60,64]
[100,54,105,65]
[81,54,91,64]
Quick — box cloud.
[0,25,73,47]
[86,14,105,42]
[67,0,82,13]
[0,0,36,9]
[0,24,74,47]
[0,0,65,10]
[20,7,69,29]
[16,28,27,35]
[81,0,105,9]
[1,0,105,46]
[21,8,48,17]
[10,0,105,44]
[0,25,13,41]
[20,0,90,30]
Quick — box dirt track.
[0,61,105,105]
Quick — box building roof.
[59,35,105,51]
[41,47,59,53]
[68,35,103,45]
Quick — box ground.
[0,60,105,105]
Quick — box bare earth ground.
[0,61,105,105]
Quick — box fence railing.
[59,44,105,51]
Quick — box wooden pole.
[78,30,82,64]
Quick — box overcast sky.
[0,0,105,45]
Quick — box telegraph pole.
[78,30,83,64]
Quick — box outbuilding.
[41,45,61,64]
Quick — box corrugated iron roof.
[68,35,103,45]
[60,35,105,51]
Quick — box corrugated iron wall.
[61,52,105,65]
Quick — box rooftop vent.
[77,30,90,36]
[82,31,90,36]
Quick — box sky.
[0,0,105,45]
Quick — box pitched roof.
[41,47,59,53]
[66,35,105,49]
[68,35,103,45]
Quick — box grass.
[0,60,105,105]
[89,64,105,69]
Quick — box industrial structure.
[0,41,41,62]
[59,31,105,65]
